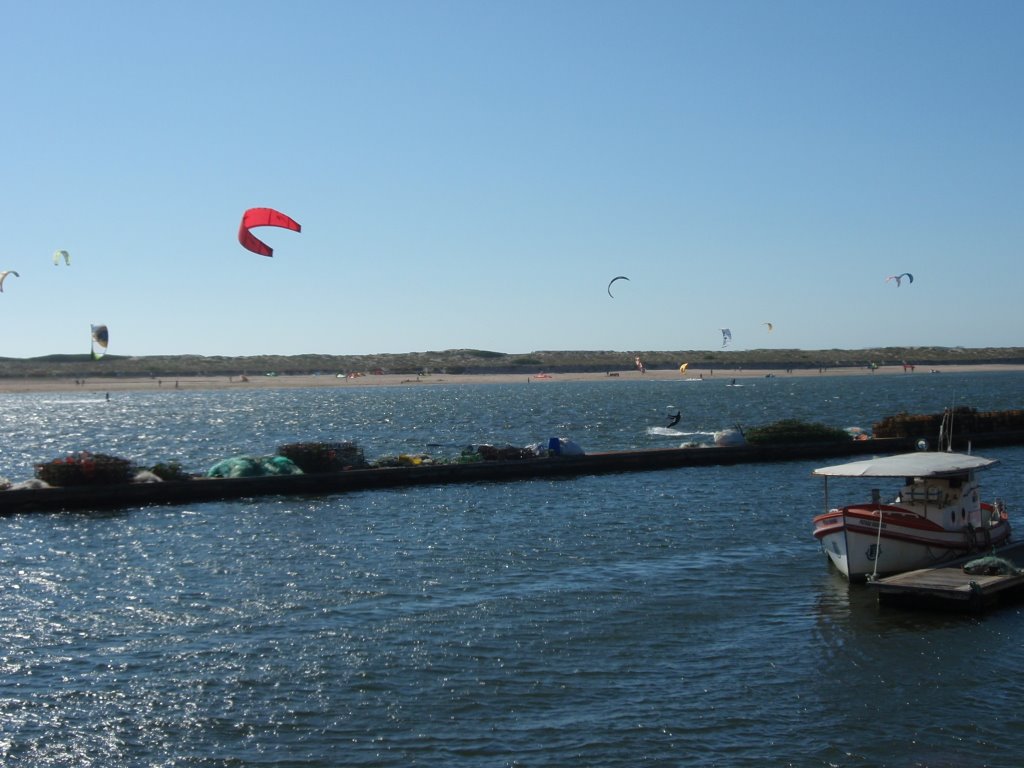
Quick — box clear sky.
[2,1,1021,358]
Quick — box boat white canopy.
[813,452,999,478]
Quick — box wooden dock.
[869,541,1024,612]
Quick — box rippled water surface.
[1,372,1023,766]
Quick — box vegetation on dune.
[0,346,1022,380]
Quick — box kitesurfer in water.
[666,411,681,428]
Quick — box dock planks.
[869,541,1024,611]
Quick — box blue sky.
[2,1,1021,358]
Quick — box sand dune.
[2,364,1022,394]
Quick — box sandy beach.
[2,364,1022,394]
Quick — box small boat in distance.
[811,451,1011,582]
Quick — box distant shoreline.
[2,363,1023,394]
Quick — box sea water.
[1,372,1022,766]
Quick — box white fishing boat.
[811,451,1011,581]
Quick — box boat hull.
[813,508,1012,581]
